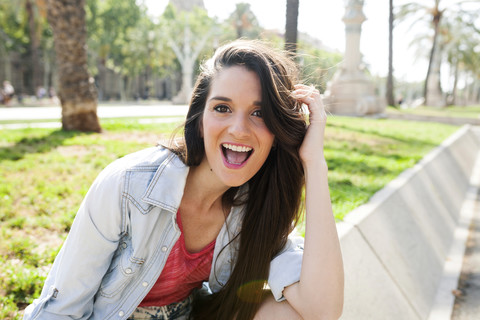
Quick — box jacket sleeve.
[268,232,304,302]
[23,162,126,320]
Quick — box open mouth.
[221,143,253,167]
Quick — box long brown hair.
[172,40,307,320]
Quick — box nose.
[228,113,251,140]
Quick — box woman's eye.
[214,105,230,113]
[252,110,263,118]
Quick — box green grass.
[324,115,457,220]
[0,116,458,318]
[387,105,480,119]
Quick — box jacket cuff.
[268,237,303,301]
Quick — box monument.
[324,0,385,115]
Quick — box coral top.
[139,212,216,307]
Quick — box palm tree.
[443,13,480,105]
[47,0,101,132]
[386,0,395,107]
[424,3,443,106]
[398,0,444,105]
[398,0,480,106]
[285,0,299,54]
[228,3,261,39]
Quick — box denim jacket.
[24,147,303,320]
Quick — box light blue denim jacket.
[24,147,303,320]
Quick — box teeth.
[222,143,252,152]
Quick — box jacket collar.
[141,152,190,213]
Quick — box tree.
[25,0,47,92]
[397,0,444,106]
[228,3,261,39]
[386,0,395,107]
[48,0,101,132]
[0,0,52,95]
[285,0,299,54]
[397,0,480,106]
[0,2,28,87]
[443,13,480,105]
[121,12,176,100]
[424,2,442,106]
[86,0,142,100]
[159,4,216,104]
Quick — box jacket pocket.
[98,240,144,298]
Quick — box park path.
[0,103,189,129]
[451,189,480,320]
[0,103,189,121]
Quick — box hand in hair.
[291,84,328,167]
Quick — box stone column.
[343,0,365,75]
[323,0,385,115]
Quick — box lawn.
[0,116,459,318]
[387,105,480,119]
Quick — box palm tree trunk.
[285,0,299,54]
[386,0,395,107]
[475,80,480,104]
[423,7,442,105]
[451,59,459,106]
[47,0,101,132]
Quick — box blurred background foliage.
[0,0,342,102]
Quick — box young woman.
[24,40,343,320]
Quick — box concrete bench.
[338,125,480,319]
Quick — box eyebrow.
[208,96,262,106]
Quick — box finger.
[291,91,324,111]
[291,85,324,109]
[292,92,327,123]
[294,84,316,90]
[291,86,318,99]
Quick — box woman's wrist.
[303,157,328,177]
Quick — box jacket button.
[121,242,127,249]
[125,268,132,274]
[161,246,168,252]
[142,281,148,287]
[118,310,125,316]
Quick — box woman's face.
[200,65,275,187]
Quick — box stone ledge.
[338,125,480,320]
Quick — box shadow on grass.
[330,180,382,199]
[0,129,91,162]
[327,155,393,176]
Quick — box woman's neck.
[182,159,230,215]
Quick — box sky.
[142,0,465,84]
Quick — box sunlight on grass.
[324,116,456,220]
[0,116,459,318]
